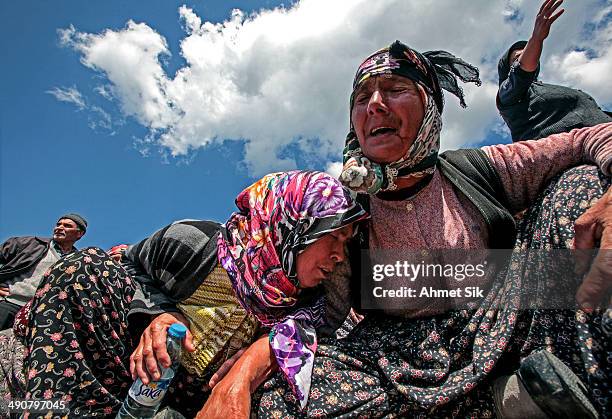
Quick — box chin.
[367,153,402,164]
[364,147,406,164]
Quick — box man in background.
[0,213,87,329]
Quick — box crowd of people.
[1,0,611,418]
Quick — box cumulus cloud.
[545,5,612,103]
[57,0,610,175]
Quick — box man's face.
[53,218,84,246]
[351,75,424,164]
[296,224,354,288]
[510,48,523,64]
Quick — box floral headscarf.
[217,170,368,409]
[340,40,481,195]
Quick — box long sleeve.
[498,61,537,107]
[0,238,19,266]
[123,220,221,318]
[482,122,612,213]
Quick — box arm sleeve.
[123,228,180,317]
[0,238,20,264]
[0,238,20,273]
[124,221,220,316]
[482,122,612,212]
[498,61,537,107]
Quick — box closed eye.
[354,93,370,104]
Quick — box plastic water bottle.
[116,323,187,418]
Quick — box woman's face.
[351,75,424,164]
[296,224,354,288]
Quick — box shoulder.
[162,220,222,244]
[2,236,49,246]
[1,236,50,257]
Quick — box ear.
[77,230,85,240]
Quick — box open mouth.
[369,127,396,137]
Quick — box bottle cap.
[168,323,188,339]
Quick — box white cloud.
[545,5,612,104]
[47,84,120,134]
[58,0,611,175]
[94,84,115,101]
[46,86,86,109]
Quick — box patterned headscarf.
[217,170,368,409]
[340,40,481,195]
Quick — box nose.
[367,90,388,116]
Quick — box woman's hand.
[208,348,247,389]
[196,375,251,419]
[196,335,277,419]
[130,311,195,384]
[519,0,564,72]
[574,187,612,309]
[531,0,564,43]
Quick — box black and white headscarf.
[340,40,481,196]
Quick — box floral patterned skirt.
[20,247,137,417]
[253,165,611,418]
[8,248,212,418]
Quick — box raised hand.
[532,0,565,42]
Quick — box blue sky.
[0,0,287,248]
[1,0,610,249]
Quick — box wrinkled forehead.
[56,218,78,228]
[353,49,398,88]
[353,74,418,94]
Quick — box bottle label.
[128,377,173,407]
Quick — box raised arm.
[483,122,612,213]
[519,0,564,72]
[497,0,564,107]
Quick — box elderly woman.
[4,171,368,418]
[497,0,611,141]
[199,41,612,418]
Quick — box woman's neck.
[376,173,434,201]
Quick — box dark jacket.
[0,236,52,283]
[496,41,611,141]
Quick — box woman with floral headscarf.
[201,40,612,418]
[10,170,367,417]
